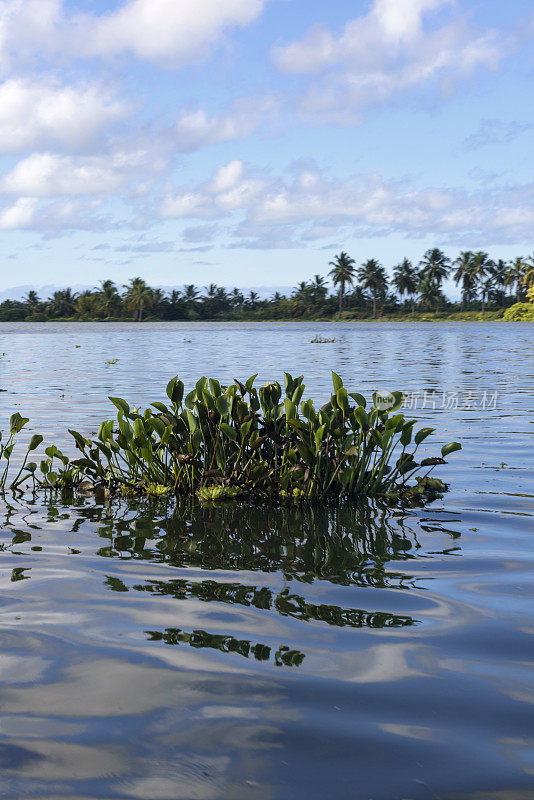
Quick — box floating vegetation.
[105,358,119,365]
[310,336,336,343]
[0,373,461,505]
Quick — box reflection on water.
[0,321,533,800]
[0,492,533,799]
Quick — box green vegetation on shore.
[0,374,461,505]
[1,248,533,322]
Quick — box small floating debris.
[105,359,119,365]
[310,336,336,343]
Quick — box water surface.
[0,321,533,800]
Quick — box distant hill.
[0,284,295,302]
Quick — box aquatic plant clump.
[0,373,461,504]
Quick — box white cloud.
[159,160,534,246]
[0,196,37,229]
[272,0,503,119]
[0,153,129,197]
[0,0,267,69]
[174,97,277,152]
[0,78,128,152]
[161,160,264,220]
[86,0,266,65]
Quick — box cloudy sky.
[0,0,533,291]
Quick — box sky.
[0,0,533,292]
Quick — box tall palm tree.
[97,279,121,319]
[357,258,388,317]
[329,252,356,314]
[309,274,327,305]
[418,277,443,311]
[453,251,476,310]
[48,288,78,317]
[419,248,451,288]
[292,281,313,315]
[493,260,509,291]
[392,258,418,312]
[123,277,153,321]
[76,290,100,318]
[505,257,527,302]
[247,291,259,311]
[469,251,495,313]
[24,290,40,310]
[183,284,199,316]
[230,287,245,310]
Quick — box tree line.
[0,249,533,322]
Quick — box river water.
[0,321,532,800]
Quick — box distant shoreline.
[1,310,532,323]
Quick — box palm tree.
[392,258,418,312]
[123,277,153,321]
[493,260,508,291]
[76,290,100,318]
[247,291,259,311]
[418,277,443,311]
[470,251,495,313]
[453,251,476,310]
[419,248,451,288]
[97,279,121,319]
[292,281,313,316]
[48,288,78,317]
[329,252,356,314]
[357,258,388,317]
[24,290,40,310]
[183,284,199,317]
[505,257,527,302]
[309,274,327,305]
[230,287,245,310]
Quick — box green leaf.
[185,409,198,433]
[28,434,43,451]
[69,429,88,451]
[10,413,29,434]
[209,378,221,396]
[216,395,233,417]
[245,374,258,392]
[151,402,168,413]
[399,420,413,444]
[314,424,326,451]
[184,390,197,410]
[348,392,366,408]
[414,427,435,445]
[331,371,343,393]
[109,396,130,416]
[284,397,297,420]
[336,387,349,413]
[441,441,462,457]
[219,423,238,442]
[283,372,294,394]
[295,441,314,466]
[166,377,184,406]
[353,406,368,429]
[196,376,208,394]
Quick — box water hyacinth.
[0,372,461,504]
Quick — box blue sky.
[0,0,533,292]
